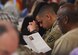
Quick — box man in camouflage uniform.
[27,4,62,49]
[16,3,62,55]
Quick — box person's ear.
[45,13,51,20]
[63,16,69,24]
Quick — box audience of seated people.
[0,0,78,55]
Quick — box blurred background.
[0,0,77,18]
[0,0,77,31]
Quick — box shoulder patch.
[47,35,55,43]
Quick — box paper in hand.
[23,32,51,53]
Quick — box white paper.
[23,32,51,53]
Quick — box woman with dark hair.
[21,2,48,36]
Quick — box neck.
[67,23,78,32]
[51,16,56,27]
[47,13,57,30]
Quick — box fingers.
[27,24,35,32]
[27,21,39,32]
[33,20,36,23]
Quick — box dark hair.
[20,16,34,45]
[21,16,34,35]
[49,2,59,14]
[37,3,57,17]
[32,2,49,18]
[58,3,78,23]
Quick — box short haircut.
[49,2,59,14]
[58,3,78,23]
[33,2,49,18]
[37,3,55,17]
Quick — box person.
[27,3,62,49]
[3,0,20,19]
[0,11,36,55]
[0,13,19,55]
[0,11,37,55]
[70,48,78,55]
[52,3,78,55]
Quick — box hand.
[27,20,39,32]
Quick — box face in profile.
[36,15,51,30]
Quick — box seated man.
[27,3,62,49]
[52,3,78,55]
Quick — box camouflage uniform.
[16,45,37,55]
[15,45,46,55]
[43,21,62,49]
[16,22,62,55]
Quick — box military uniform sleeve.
[44,25,62,49]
